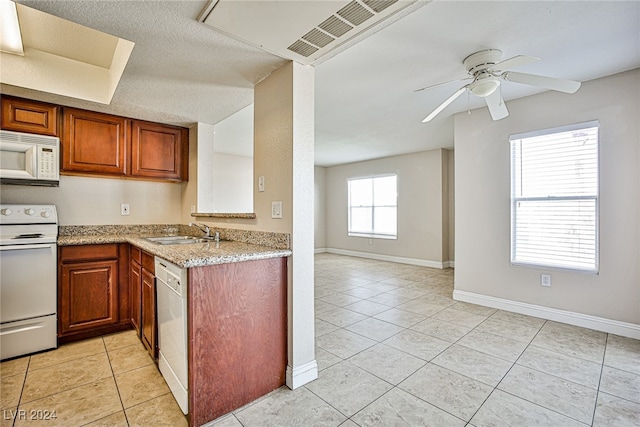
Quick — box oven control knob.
[41,211,51,218]
[25,208,35,216]
[1,208,12,216]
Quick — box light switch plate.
[258,176,265,192]
[271,201,282,219]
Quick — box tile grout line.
[101,336,132,427]
[590,333,609,426]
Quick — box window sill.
[348,233,397,240]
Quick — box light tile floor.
[2,253,639,426]
[1,330,186,427]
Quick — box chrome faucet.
[214,231,220,243]
[189,222,211,237]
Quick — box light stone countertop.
[57,234,292,269]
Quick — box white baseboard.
[453,290,640,340]
[314,247,328,254]
[326,247,449,269]
[285,360,318,389]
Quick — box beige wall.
[447,149,455,263]
[1,175,181,225]
[324,149,452,266]
[314,166,327,249]
[454,68,640,326]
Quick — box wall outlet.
[190,205,196,214]
[271,201,282,219]
[368,239,373,245]
[258,176,265,192]
[541,273,551,287]
[121,204,130,216]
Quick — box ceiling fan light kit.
[420,49,581,122]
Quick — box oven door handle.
[0,243,55,251]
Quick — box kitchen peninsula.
[57,224,291,426]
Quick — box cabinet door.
[62,108,128,175]
[130,259,142,336]
[1,96,59,136]
[131,120,188,181]
[141,268,156,358]
[59,260,119,335]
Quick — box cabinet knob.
[25,208,35,215]
[41,211,51,218]
[0,208,12,216]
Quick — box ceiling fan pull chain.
[467,90,471,115]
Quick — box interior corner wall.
[325,149,449,266]
[454,68,640,326]
[314,166,327,250]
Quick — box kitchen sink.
[145,235,212,245]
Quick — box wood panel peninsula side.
[188,257,287,426]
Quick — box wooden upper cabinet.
[62,108,129,175]
[131,120,188,181]
[1,96,59,136]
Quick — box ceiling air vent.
[363,0,399,14]
[337,1,374,27]
[199,0,421,65]
[318,15,353,38]
[287,39,319,57]
[302,28,335,49]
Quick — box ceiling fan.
[419,49,582,122]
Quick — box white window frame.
[348,174,398,240]
[510,121,599,273]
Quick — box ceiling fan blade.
[422,86,468,123]
[491,55,540,72]
[484,89,509,121]
[414,76,471,92]
[504,71,581,93]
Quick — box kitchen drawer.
[131,245,141,264]
[141,251,154,273]
[60,244,118,262]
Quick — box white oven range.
[0,204,58,360]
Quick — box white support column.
[254,61,317,389]
[287,62,317,388]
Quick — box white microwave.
[0,130,60,186]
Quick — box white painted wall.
[1,175,181,225]
[212,152,253,213]
[324,149,452,267]
[314,166,327,250]
[454,69,640,327]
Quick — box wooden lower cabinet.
[58,244,130,343]
[141,266,156,357]
[130,258,142,336]
[130,246,156,359]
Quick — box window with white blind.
[510,121,599,273]
[348,174,397,239]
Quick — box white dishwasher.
[155,257,188,414]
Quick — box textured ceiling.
[3,1,639,167]
[4,0,286,126]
